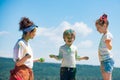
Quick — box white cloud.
[0,31,9,36]
[73,22,92,36]
[36,27,63,45]
[36,21,93,46]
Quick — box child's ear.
[26,32,29,35]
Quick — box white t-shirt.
[99,31,113,61]
[57,44,78,68]
[13,38,33,68]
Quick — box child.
[95,14,114,80]
[10,17,43,80]
[49,29,89,80]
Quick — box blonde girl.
[95,14,114,80]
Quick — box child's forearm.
[106,43,112,50]
[16,56,29,66]
[77,56,89,61]
[76,56,83,60]
[16,54,31,66]
[33,58,45,62]
[98,51,101,62]
[33,59,39,62]
[49,54,62,60]
[53,56,60,60]
[79,57,85,60]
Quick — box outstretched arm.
[33,59,39,62]
[76,55,89,61]
[78,56,89,60]
[33,58,45,62]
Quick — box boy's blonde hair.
[63,29,76,40]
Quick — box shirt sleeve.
[13,41,24,62]
[104,33,113,41]
[100,32,113,52]
[56,47,63,60]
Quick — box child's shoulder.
[71,45,77,49]
[104,31,113,39]
[17,39,26,46]
[60,44,66,48]
[106,31,112,36]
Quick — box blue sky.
[0,0,120,67]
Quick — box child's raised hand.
[49,54,55,58]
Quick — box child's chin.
[68,41,72,43]
[31,37,34,39]
[68,43,72,45]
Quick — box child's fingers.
[83,56,89,60]
[49,55,52,57]
[49,54,54,58]
[85,56,89,60]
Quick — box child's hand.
[83,56,89,60]
[39,58,45,62]
[49,54,55,58]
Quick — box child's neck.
[66,44,72,47]
[22,35,29,42]
[103,30,108,35]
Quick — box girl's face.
[28,28,37,39]
[64,34,75,46]
[96,24,107,34]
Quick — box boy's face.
[64,34,75,46]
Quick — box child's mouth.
[68,41,71,43]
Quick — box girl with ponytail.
[10,17,39,80]
[95,14,114,80]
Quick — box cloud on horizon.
[0,31,9,36]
